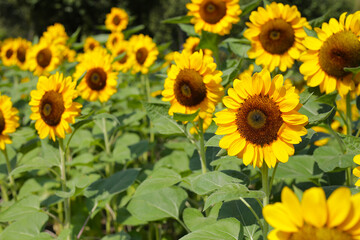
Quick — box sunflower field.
[1,0,360,239]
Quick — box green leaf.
[205,134,222,147]
[0,195,40,222]
[314,146,354,172]
[183,208,218,232]
[67,27,81,46]
[178,23,197,36]
[112,52,126,63]
[309,11,330,28]
[240,0,262,16]
[316,92,338,106]
[155,150,191,173]
[162,15,192,24]
[179,218,241,240]
[173,109,199,122]
[198,31,219,53]
[93,113,121,125]
[101,232,131,240]
[307,107,334,126]
[204,184,265,210]
[123,25,145,39]
[344,66,360,74]
[127,186,187,221]
[339,133,360,154]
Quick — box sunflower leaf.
[112,52,126,63]
[344,66,360,75]
[162,15,192,24]
[313,145,354,172]
[123,25,145,39]
[178,23,197,36]
[173,109,200,122]
[240,0,262,16]
[67,26,81,46]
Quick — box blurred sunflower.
[128,34,159,74]
[13,38,32,70]
[244,2,310,72]
[182,36,212,56]
[40,23,69,46]
[84,37,101,52]
[105,7,129,32]
[112,40,132,73]
[29,72,82,141]
[213,69,308,168]
[1,39,17,66]
[0,93,19,150]
[106,32,124,51]
[62,46,77,63]
[74,47,118,102]
[161,51,176,71]
[186,0,242,36]
[162,50,223,119]
[353,155,360,186]
[300,12,360,96]
[27,41,61,76]
[263,186,360,240]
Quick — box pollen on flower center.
[289,224,353,240]
[247,109,267,129]
[39,90,65,127]
[136,47,148,65]
[319,30,360,78]
[199,0,227,24]
[0,110,5,134]
[86,68,107,91]
[36,48,52,68]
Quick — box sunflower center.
[319,30,360,78]
[117,50,127,64]
[174,68,207,107]
[136,47,148,65]
[112,15,121,26]
[199,0,227,24]
[289,224,352,240]
[36,48,52,68]
[112,37,118,46]
[89,43,96,50]
[6,49,13,59]
[39,90,65,127]
[0,110,5,134]
[259,18,295,55]
[236,95,283,146]
[17,46,26,63]
[86,67,107,91]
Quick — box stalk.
[261,165,269,239]
[198,118,207,174]
[3,148,17,201]
[59,138,71,237]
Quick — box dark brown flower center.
[174,68,207,107]
[319,30,360,78]
[39,90,65,126]
[199,0,227,24]
[136,47,148,65]
[0,110,5,134]
[17,46,26,63]
[36,48,52,68]
[89,43,96,50]
[259,18,295,55]
[117,49,127,64]
[236,95,283,146]
[112,15,121,26]
[5,49,13,59]
[289,224,352,240]
[86,67,107,91]
[112,37,118,46]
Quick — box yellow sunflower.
[300,12,360,96]
[162,50,224,120]
[182,36,212,56]
[84,37,101,52]
[1,39,17,67]
[244,2,310,72]
[40,23,69,46]
[106,32,124,51]
[73,47,118,102]
[29,72,82,141]
[353,155,360,186]
[105,7,129,32]
[128,34,159,74]
[186,0,242,36]
[161,51,176,71]
[263,186,360,240]
[13,38,32,70]
[27,41,61,76]
[213,69,308,168]
[111,40,132,73]
[0,94,19,150]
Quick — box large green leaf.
[0,195,40,222]
[183,204,221,232]
[313,146,354,172]
[101,232,131,240]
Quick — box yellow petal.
[263,203,299,232]
[228,137,246,156]
[354,154,360,165]
[301,187,327,228]
[281,187,303,228]
[327,187,351,228]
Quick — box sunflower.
[162,50,224,120]
[111,40,132,73]
[73,47,118,102]
[186,0,242,36]
[263,186,360,240]
[29,72,82,141]
[13,38,32,70]
[161,51,176,71]
[1,39,17,67]
[213,69,308,168]
[84,37,101,52]
[128,34,159,74]
[244,2,310,72]
[0,94,19,150]
[353,155,360,186]
[27,41,61,76]
[106,32,124,51]
[182,36,212,56]
[105,7,129,32]
[300,12,360,96]
[40,23,69,46]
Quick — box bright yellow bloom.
[13,38,32,70]
[213,69,308,168]
[353,155,360,186]
[264,186,360,240]
[244,2,310,72]
[182,36,212,56]
[27,41,61,76]
[300,11,360,96]
[40,23,69,46]
[0,94,19,150]
[106,32,124,51]
[84,36,101,52]
[111,40,132,73]
[74,47,118,102]
[186,0,242,36]
[105,7,129,32]
[29,72,82,141]
[1,39,17,67]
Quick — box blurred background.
[0,0,358,50]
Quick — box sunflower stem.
[239,197,264,235]
[198,118,207,174]
[269,162,278,194]
[1,182,9,202]
[3,148,17,201]
[59,138,71,237]
[102,117,111,156]
[345,93,353,186]
[261,165,269,239]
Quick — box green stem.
[59,138,71,237]
[346,166,352,187]
[269,163,278,194]
[1,183,9,202]
[175,217,190,233]
[3,148,17,201]
[239,197,264,234]
[261,165,269,240]
[143,75,155,144]
[102,117,111,156]
[198,118,207,174]
[345,93,353,186]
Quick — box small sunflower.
[263,186,360,240]
[40,23,69,46]
[13,38,32,70]
[182,36,212,56]
[162,50,224,119]
[244,2,310,72]
[111,40,132,73]
[128,34,159,74]
[106,32,124,51]
[27,41,61,76]
[186,0,242,36]
[84,37,101,52]
[105,7,129,32]
[353,155,360,186]
[1,39,17,67]
[213,69,308,168]
[74,47,118,102]
[0,94,19,150]
[300,12,360,96]
[29,72,82,141]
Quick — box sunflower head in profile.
[106,32,124,51]
[74,47,118,103]
[300,12,360,97]
[29,72,82,141]
[162,50,224,123]
[128,34,159,74]
[0,94,19,150]
[182,36,212,56]
[263,186,360,240]
[40,23,69,46]
[84,37,101,52]
[27,41,61,76]
[1,38,17,67]
[213,69,308,168]
[111,40,132,73]
[105,7,129,32]
[186,0,242,36]
[244,2,310,72]
[13,38,32,70]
